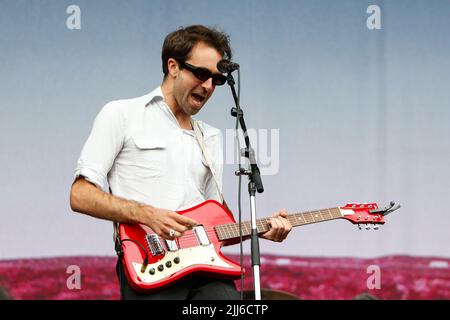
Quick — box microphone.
[217,59,240,73]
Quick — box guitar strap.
[191,119,225,204]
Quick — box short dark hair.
[161,25,232,77]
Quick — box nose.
[201,77,215,93]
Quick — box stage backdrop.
[1,0,449,260]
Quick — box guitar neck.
[215,207,343,241]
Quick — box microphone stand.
[225,72,264,300]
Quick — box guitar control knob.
[157,264,164,271]
[165,261,172,268]
[149,268,155,275]
[174,257,180,264]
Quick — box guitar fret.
[327,208,335,219]
[304,212,312,223]
[321,209,331,220]
[216,225,221,239]
[237,223,243,236]
[237,223,243,237]
[256,219,263,233]
[262,219,269,233]
[215,225,221,239]
[231,224,237,237]
[219,225,225,240]
[220,224,225,239]
[244,221,250,235]
[318,211,323,221]
[313,210,323,222]
[294,214,304,225]
[238,224,243,237]
[245,222,250,235]
[330,208,339,219]
[226,224,233,238]
[225,224,231,239]
[305,212,315,223]
[215,225,224,239]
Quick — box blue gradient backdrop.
[1,0,449,258]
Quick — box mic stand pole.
[226,72,264,300]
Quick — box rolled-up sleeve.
[74,101,125,191]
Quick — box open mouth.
[191,93,206,106]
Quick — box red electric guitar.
[118,200,399,293]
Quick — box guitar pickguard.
[132,244,235,284]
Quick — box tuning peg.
[365,224,371,230]
[373,224,379,230]
[357,224,362,230]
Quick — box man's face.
[171,42,223,116]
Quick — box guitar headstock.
[339,203,385,230]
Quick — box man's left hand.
[260,209,292,242]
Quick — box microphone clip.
[217,59,240,73]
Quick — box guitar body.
[119,200,243,293]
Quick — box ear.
[167,58,180,78]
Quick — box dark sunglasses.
[176,60,227,86]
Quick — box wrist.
[129,200,149,224]
[135,201,158,225]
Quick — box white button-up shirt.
[74,87,223,211]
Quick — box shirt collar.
[142,87,221,140]
[143,86,182,129]
[144,86,164,107]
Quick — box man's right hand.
[140,206,198,240]
[70,177,197,240]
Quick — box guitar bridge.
[145,234,164,256]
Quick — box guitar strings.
[142,210,342,248]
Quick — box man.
[70,25,292,300]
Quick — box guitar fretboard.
[215,207,342,241]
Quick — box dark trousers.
[115,259,241,300]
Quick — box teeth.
[192,94,204,102]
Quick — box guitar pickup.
[193,225,210,246]
[146,234,164,256]
[165,239,178,251]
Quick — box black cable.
[235,68,245,301]
[120,238,150,272]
